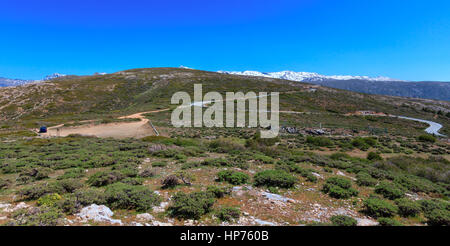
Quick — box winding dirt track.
[40,92,446,139]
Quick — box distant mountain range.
[0,77,32,87]
[2,69,449,101]
[219,70,450,101]
[43,73,67,81]
[0,73,68,87]
[218,70,403,82]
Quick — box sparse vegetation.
[254,170,297,188]
[216,170,249,185]
[330,215,357,226]
[363,197,398,218]
[104,182,161,212]
[322,177,359,199]
[0,68,448,226]
[374,181,405,200]
[168,191,215,219]
[217,207,240,222]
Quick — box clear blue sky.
[1,0,449,81]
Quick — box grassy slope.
[0,67,448,136]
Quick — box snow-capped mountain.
[218,70,404,82]
[43,73,67,81]
[0,77,35,87]
[218,70,450,101]
[0,73,68,87]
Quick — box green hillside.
[0,68,449,226]
[0,68,449,136]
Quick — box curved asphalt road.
[394,116,446,137]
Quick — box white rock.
[152,201,169,213]
[185,219,195,226]
[130,222,143,226]
[15,202,29,209]
[337,171,356,181]
[311,172,323,179]
[254,219,277,226]
[261,191,296,203]
[76,204,122,225]
[2,202,30,213]
[356,218,379,226]
[136,213,154,221]
[0,203,11,211]
[152,221,173,226]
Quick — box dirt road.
[43,108,170,139]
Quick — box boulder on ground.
[76,204,122,225]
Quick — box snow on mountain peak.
[217,70,403,82]
[43,73,67,81]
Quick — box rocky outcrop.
[76,204,122,225]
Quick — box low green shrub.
[356,172,377,187]
[330,215,357,226]
[139,168,156,178]
[121,177,144,185]
[56,194,82,214]
[322,176,358,199]
[377,217,404,226]
[112,163,139,177]
[217,207,240,222]
[161,175,182,189]
[8,207,64,226]
[393,175,440,194]
[329,152,351,161]
[324,176,352,189]
[290,166,318,183]
[57,168,85,180]
[351,138,370,151]
[418,199,450,226]
[0,178,10,190]
[152,161,167,167]
[209,138,245,153]
[363,197,398,218]
[17,167,52,184]
[367,152,383,161]
[56,179,83,193]
[374,181,405,200]
[418,135,436,143]
[246,132,280,148]
[181,161,201,170]
[206,185,231,198]
[395,198,421,217]
[216,170,249,185]
[74,188,107,206]
[87,171,124,187]
[254,170,297,188]
[418,199,449,214]
[37,193,62,207]
[168,191,215,219]
[18,182,65,200]
[104,183,161,212]
[252,153,274,164]
[306,136,333,147]
[424,208,450,226]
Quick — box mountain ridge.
[219,70,450,101]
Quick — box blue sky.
[0,0,449,81]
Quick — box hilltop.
[0,67,449,227]
[0,67,449,136]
